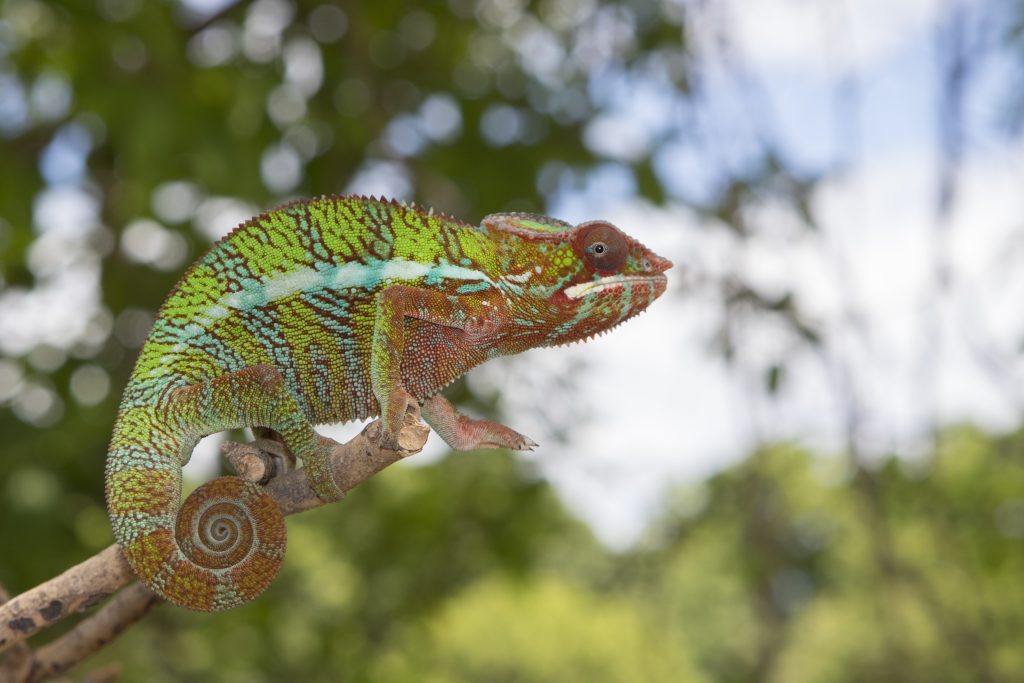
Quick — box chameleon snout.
[648,252,672,274]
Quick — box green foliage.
[373,576,704,683]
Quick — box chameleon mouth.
[564,274,667,300]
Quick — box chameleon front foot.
[421,394,538,452]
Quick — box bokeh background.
[2,0,1024,680]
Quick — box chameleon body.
[105,195,671,611]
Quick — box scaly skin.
[105,195,671,611]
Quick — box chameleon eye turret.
[574,221,629,272]
[106,196,671,611]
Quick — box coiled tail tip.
[117,476,287,612]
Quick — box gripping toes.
[469,421,538,451]
[421,394,538,451]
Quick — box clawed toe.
[520,435,539,451]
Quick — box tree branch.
[0,413,429,681]
[0,548,132,661]
[25,584,159,683]
[0,582,34,683]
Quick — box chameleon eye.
[574,221,627,271]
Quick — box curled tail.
[105,406,286,611]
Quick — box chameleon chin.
[105,195,672,611]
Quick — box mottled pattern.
[106,195,672,611]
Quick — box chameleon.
[105,195,672,611]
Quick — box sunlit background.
[2,0,1024,681]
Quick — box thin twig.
[26,585,159,683]
[0,547,132,656]
[0,582,34,683]
[77,664,122,683]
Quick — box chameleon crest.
[105,196,671,611]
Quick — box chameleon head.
[483,213,673,347]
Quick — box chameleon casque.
[105,195,672,611]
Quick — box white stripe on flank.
[378,260,432,281]
[222,260,494,311]
[206,305,229,319]
[434,263,492,282]
[501,270,534,284]
[264,267,323,300]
